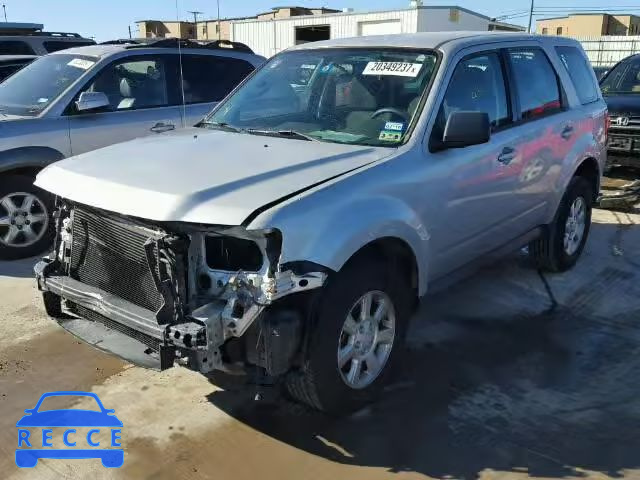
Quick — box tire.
[0,174,55,260]
[286,256,413,414]
[529,176,593,272]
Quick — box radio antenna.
[176,0,187,128]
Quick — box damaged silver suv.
[35,32,606,413]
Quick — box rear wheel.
[286,256,412,414]
[529,176,593,272]
[0,175,54,260]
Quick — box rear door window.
[507,48,562,120]
[180,55,254,104]
[555,46,599,104]
[0,40,35,55]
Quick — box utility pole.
[2,4,7,22]
[217,0,221,40]
[188,10,202,39]
[527,0,535,33]
[188,10,202,24]
[128,25,132,39]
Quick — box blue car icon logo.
[16,391,123,468]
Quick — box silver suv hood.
[35,127,389,225]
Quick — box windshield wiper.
[199,121,241,133]
[245,129,317,141]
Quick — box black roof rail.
[0,31,87,38]
[201,39,254,53]
[122,37,254,54]
[100,39,147,45]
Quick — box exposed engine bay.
[35,200,327,380]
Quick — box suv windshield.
[206,48,438,146]
[0,53,96,116]
[600,56,640,95]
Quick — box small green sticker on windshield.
[379,130,403,142]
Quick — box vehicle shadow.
[0,256,39,279]
[206,220,640,479]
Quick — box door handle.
[561,124,574,140]
[497,147,516,165]
[150,122,175,133]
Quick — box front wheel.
[0,175,54,260]
[529,176,593,272]
[286,257,412,414]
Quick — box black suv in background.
[0,55,35,81]
[0,31,95,56]
[600,54,640,169]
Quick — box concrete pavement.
[0,209,639,479]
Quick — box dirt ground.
[1,208,639,480]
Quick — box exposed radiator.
[69,207,164,313]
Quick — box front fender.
[0,146,65,175]
[273,195,430,296]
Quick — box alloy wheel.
[0,192,49,248]
[564,196,586,256]
[337,290,396,389]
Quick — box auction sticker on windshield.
[67,58,95,70]
[363,62,423,77]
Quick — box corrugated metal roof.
[232,5,493,24]
[287,31,534,51]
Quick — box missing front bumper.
[35,251,326,378]
[36,259,177,370]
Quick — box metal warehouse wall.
[574,35,640,66]
[417,7,490,32]
[232,9,419,57]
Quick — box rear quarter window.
[507,48,562,120]
[180,55,255,104]
[555,46,599,104]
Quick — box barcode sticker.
[362,62,423,77]
[67,58,95,70]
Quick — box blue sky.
[4,0,640,41]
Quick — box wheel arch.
[341,236,420,305]
[0,147,65,178]
[572,156,600,201]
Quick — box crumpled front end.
[35,200,327,377]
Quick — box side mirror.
[442,111,491,149]
[75,91,110,112]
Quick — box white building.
[230,5,523,57]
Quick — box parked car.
[0,31,95,55]
[34,32,606,414]
[599,53,640,170]
[0,39,264,259]
[0,55,35,82]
